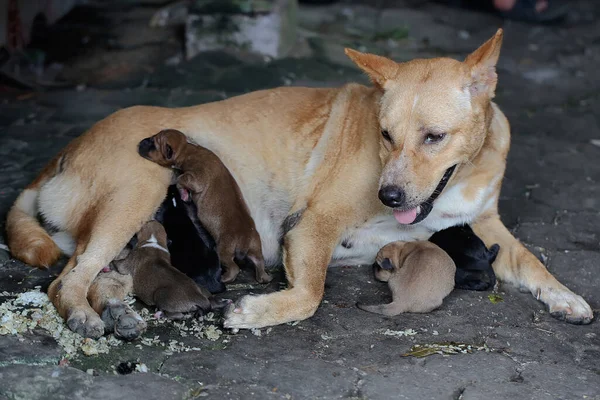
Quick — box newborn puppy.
[113,221,226,319]
[154,184,225,294]
[357,241,456,316]
[138,129,272,284]
[429,224,499,291]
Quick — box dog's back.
[179,144,256,240]
[176,143,271,283]
[429,224,498,291]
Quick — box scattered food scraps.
[402,342,491,358]
[0,288,227,358]
[381,328,418,337]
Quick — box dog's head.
[136,220,169,249]
[138,129,189,167]
[346,29,503,225]
[373,240,410,281]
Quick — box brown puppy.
[113,221,218,319]
[358,241,456,316]
[138,129,272,284]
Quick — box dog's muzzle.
[138,138,155,158]
[410,164,457,225]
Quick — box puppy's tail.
[6,156,62,268]
[356,302,404,316]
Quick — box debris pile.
[0,288,226,358]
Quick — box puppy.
[154,184,225,294]
[357,241,456,316]
[138,129,272,284]
[113,221,224,319]
[429,224,499,291]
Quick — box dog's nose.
[138,138,154,157]
[378,186,406,208]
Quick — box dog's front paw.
[223,295,272,330]
[539,287,593,325]
[67,308,105,339]
[223,290,320,330]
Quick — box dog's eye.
[165,145,173,159]
[381,130,393,143]
[424,132,446,144]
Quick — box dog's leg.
[220,256,241,283]
[224,208,343,329]
[48,184,169,338]
[472,214,593,324]
[88,270,147,340]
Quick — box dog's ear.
[380,258,394,271]
[164,144,174,160]
[464,28,503,99]
[344,48,398,89]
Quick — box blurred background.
[2,0,599,91]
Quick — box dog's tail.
[6,156,62,268]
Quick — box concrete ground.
[1,1,599,399]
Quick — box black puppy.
[429,224,499,291]
[154,185,225,294]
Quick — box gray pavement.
[0,1,599,399]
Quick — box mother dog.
[6,30,593,337]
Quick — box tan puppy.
[138,129,272,284]
[113,221,218,319]
[358,241,456,316]
[6,29,593,337]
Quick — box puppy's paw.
[67,308,105,339]
[255,271,273,284]
[101,299,147,340]
[539,287,593,325]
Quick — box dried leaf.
[488,294,504,304]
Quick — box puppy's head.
[138,129,188,167]
[373,241,410,281]
[136,220,169,249]
[345,29,503,225]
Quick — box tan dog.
[113,221,221,319]
[357,241,455,316]
[6,29,593,337]
[138,129,272,284]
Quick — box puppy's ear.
[344,48,399,89]
[464,28,503,99]
[487,244,500,263]
[176,172,202,201]
[380,258,395,271]
[165,144,174,160]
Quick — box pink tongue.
[394,208,418,224]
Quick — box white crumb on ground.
[380,328,418,337]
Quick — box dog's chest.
[330,215,431,267]
[421,180,498,232]
[330,181,496,267]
